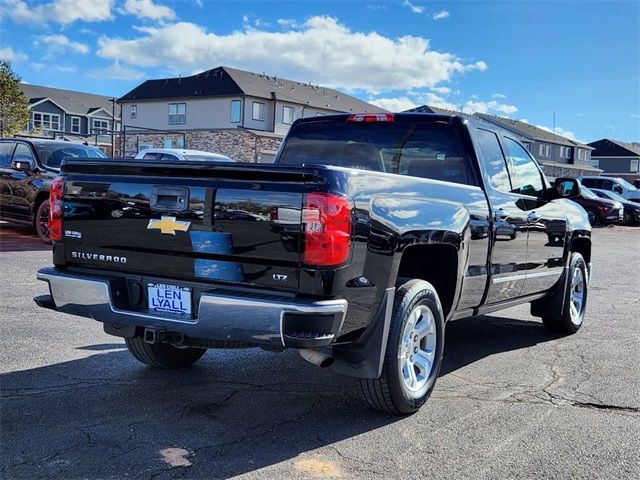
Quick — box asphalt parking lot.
[1,223,638,480]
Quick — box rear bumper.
[36,267,347,348]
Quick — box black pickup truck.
[0,138,108,243]
[35,113,592,414]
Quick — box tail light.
[347,113,394,123]
[49,176,65,242]
[303,192,353,267]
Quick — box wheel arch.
[396,242,461,319]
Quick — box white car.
[135,148,233,162]
[579,176,640,203]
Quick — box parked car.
[134,148,233,162]
[579,176,640,203]
[569,185,623,225]
[0,138,108,243]
[36,112,592,415]
[591,188,640,225]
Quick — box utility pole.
[110,98,116,156]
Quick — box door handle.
[527,211,541,222]
[493,208,509,221]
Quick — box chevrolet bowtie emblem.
[147,216,191,235]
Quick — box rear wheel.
[360,279,445,414]
[34,199,52,244]
[125,336,207,368]
[542,252,588,335]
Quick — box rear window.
[34,143,108,168]
[277,118,475,186]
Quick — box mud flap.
[331,288,395,379]
[530,265,570,319]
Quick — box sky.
[1,0,638,143]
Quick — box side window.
[581,178,597,188]
[474,128,511,193]
[159,153,179,161]
[504,137,544,198]
[0,142,16,167]
[142,153,158,160]
[601,180,613,190]
[13,144,36,164]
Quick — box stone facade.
[121,128,283,162]
[539,161,603,179]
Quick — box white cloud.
[464,99,518,115]
[403,1,424,14]
[432,10,449,20]
[277,18,299,29]
[88,61,144,80]
[97,16,489,94]
[119,0,175,21]
[431,86,452,95]
[0,46,27,62]
[3,0,114,25]
[631,113,640,119]
[36,34,89,54]
[536,124,579,142]
[369,96,417,112]
[492,93,506,99]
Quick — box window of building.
[70,116,81,134]
[475,129,511,193]
[505,137,545,198]
[282,106,295,124]
[92,118,110,133]
[590,159,599,169]
[252,101,265,121]
[168,103,186,125]
[230,100,242,123]
[130,105,137,119]
[631,159,639,172]
[33,112,61,131]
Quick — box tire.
[542,252,588,335]
[34,199,52,245]
[125,336,207,368]
[584,207,599,226]
[360,279,445,414]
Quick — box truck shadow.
[0,223,50,252]
[1,315,553,479]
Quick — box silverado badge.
[147,216,191,235]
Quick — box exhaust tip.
[299,348,335,369]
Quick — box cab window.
[13,144,36,165]
[474,128,511,193]
[504,137,545,198]
[0,142,16,168]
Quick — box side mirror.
[613,185,623,194]
[553,177,580,198]
[11,159,36,171]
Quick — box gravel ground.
[1,224,638,480]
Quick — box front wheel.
[34,199,52,244]
[542,252,588,335]
[125,336,207,368]
[360,279,445,414]
[584,207,599,226]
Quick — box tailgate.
[60,161,309,292]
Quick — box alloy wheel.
[398,305,437,392]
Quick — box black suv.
[0,138,107,243]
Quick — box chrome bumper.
[37,267,347,348]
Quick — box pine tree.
[0,61,29,137]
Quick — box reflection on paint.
[190,231,244,282]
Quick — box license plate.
[147,283,192,315]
